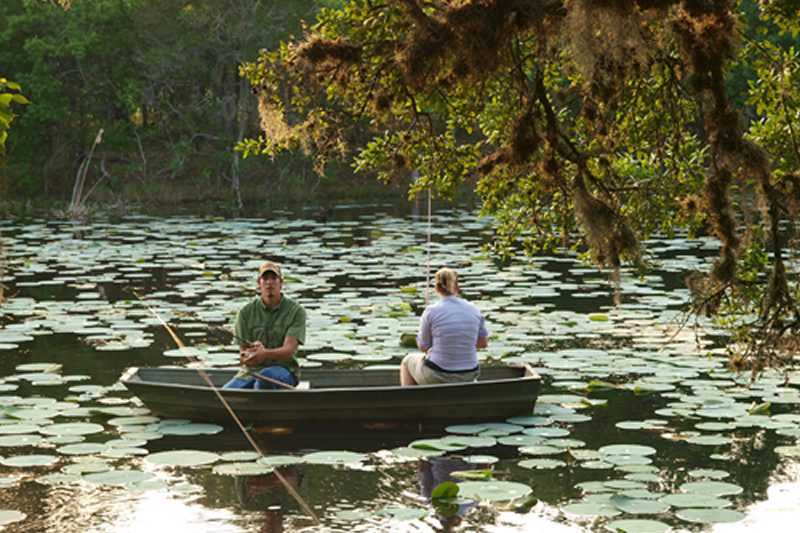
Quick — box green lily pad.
[431,481,459,499]
[56,443,108,455]
[676,508,745,523]
[604,519,671,533]
[35,473,80,485]
[62,461,111,475]
[519,458,566,469]
[145,450,220,467]
[219,451,261,462]
[157,423,223,436]
[441,435,497,448]
[410,438,467,452]
[212,461,273,476]
[258,455,302,467]
[84,469,153,486]
[519,444,563,456]
[390,446,444,459]
[660,493,731,508]
[506,416,552,426]
[0,454,58,467]
[775,445,800,457]
[563,502,621,517]
[686,434,732,446]
[375,507,428,520]
[0,424,39,435]
[301,451,367,464]
[333,509,372,521]
[599,444,657,456]
[456,480,532,501]
[688,469,729,479]
[0,510,26,526]
[0,434,43,447]
[521,427,570,438]
[39,422,105,437]
[679,481,743,496]
[463,454,499,465]
[610,494,670,514]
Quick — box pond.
[1,204,799,532]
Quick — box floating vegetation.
[0,209,798,531]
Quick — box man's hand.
[240,341,266,366]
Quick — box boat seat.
[295,381,311,390]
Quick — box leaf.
[748,402,771,415]
[449,468,494,480]
[587,380,617,391]
[430,481,459,499]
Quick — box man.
[223,260,306,389]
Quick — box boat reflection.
[235,467,303,533]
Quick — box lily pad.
[212,462,273,476]
[456,480,532,501]
[333,509,372,521]
[39,422,105,437]
[679,480,743,496]
[519,458,566,469]
[610,494,670,514]
[301,451,367,464]
[660,493,731,508]
[676,508,745,523]
[145,450,220,467]
[84,469,153,486]
[599,444,657,456]
[157,422,223,436]
[258,455,302,467]
[375,507,428,520]
[562,502,621,517]
[0,454,58,467]
[604,519,671,533]
[0,510,26,526]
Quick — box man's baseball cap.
[258,261,282,278]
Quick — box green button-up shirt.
[233,294,306,380]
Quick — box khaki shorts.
[404,352,479,385]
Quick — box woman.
[400,267,489,385]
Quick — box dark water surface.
[1,205,799,532]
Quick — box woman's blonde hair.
[435,267,459,296]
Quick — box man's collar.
[258,293,284,311]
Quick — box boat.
[119,364,540,426]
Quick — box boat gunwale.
[121,364,539,395]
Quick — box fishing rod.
[133,292,319,524]
[225,331,296,390]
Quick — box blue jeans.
[222,366,297,390]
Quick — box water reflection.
[1,207,799,532]
[419,456,477,531]
[235,468,302,533]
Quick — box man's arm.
[241,337,300,365]
[476,336,489,349]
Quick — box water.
[0,204,799,532]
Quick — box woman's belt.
[424,358,479,374]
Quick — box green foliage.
[0,78,30,153]
[240,1,800,368]
[0,0,320,198]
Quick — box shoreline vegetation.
[0,170,479,219]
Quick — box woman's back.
[417,296,487,371]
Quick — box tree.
[0,0,319,201]
[239,0,800,371]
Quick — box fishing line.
[426,187,432,306]
[133,291,319,524]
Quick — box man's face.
[258,271,283,300]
